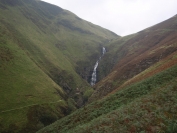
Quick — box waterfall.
[90,61,98,86]
[102,47,106,55]
[90,47,106,86]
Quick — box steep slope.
[37,57,177,133]
[90,14,177,102]
[37,15,177,133]
[0,20,67,133]
[0,0,118,132]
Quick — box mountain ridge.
[37,13,177,133]
[1,0,177,132]
[0,0,118,132]
[89,14,177,102]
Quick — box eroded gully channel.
[90,47,106,86]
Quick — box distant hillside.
[37,14,177,133]
[90,14,177,102]
[0,0,118,132]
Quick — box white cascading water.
[102,47,106,55]
[90,47,106,86]
[90,61,99,86]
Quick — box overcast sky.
[42,0,177,36]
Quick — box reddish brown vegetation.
[0,47,14,62]
[109,51,177,96]
[89,15,177,102]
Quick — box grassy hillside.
[37,14,177,133]
[37,59,177,133]
[2,0,177,133]
[0,0,118,132]
[0,17,67,133]
[90,14,177,102]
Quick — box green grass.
[0,19,67,132]
[0,21,63,110]
[37,64,177,133]
[0,0,118,132]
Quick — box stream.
[90,47,106,86]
